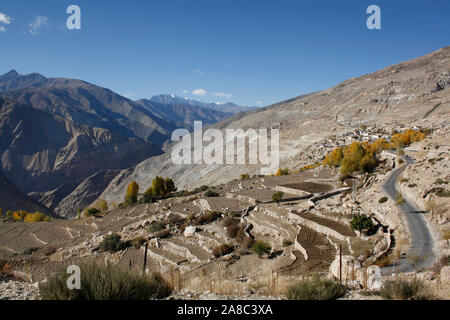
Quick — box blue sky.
[0,0,449,107]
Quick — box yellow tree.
[125,181,139,205]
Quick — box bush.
[130,237,146,249]
[192,211,221,225]
[84,208,101,218]
[240,173,250,180]
[350,214,373,235]
[94,199,108,212]
[154,229,170,239]
[274,168,291,176]
[396,193,405,205]
[212,244,233,258]
[23,247,39,255]
[204,189,219,197]
[42,246,57,256]
[431,187,450,197]
[286,277,345,300]
[224,218,240,238]
[147,221,166,233]
[39,263,172,300]
[272,191,284,204]
[380,278,433,300]
[99,233,130,253]
[378,197,388,204]
[282,239,293,247]
[23,212,52,222]
[251,240,271,257]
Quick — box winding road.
[381,155,436,275]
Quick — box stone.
[329,255,362,282]
[150,238,161,248]
[183,226,197,237]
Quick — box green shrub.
[130,237,146,249]
[204,189,219,197]
[84,208,101,217]
[286,277,346,300]
[350,214,373,235]
[380,278,433,300]
[212,244,233,258]
[23,247,39,255]
[240,173,250,180]
[272,191,284,204]
[431,187,450,197]
[154,229,171,239]
[251,240,271,257]
[99,233,130,253]
[147,221,166,233]
[378,197,388,204]
[282,239,293,247]
[192,211,221,225]
[39,263,172,300]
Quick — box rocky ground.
[0,277,40,300]
[0,122,448,300]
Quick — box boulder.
[329,255,362,281]
[365,265,382,291]
[183,226,197,237]
[149,238,161,248]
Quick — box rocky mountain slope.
[98,47,450,204]
[0,171,50,214]
[135,97,233,132]
[0,97,162,211]
[0,71,174,146]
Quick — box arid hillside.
[99,47,450,205]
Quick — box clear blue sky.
[0,0,449,106]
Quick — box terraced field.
[0,174,379,293]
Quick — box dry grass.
[39,262,172,300]
[286,276,346,300]
[380,278,434,300]
[442,229,450,240]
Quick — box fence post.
[143,242,148,274]
[339,244,342,284]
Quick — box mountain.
[150,94,257,114]
[97,47,450,204]
[0,97,162,209]
[0,71,176,146]
[54,169,121,219]
[135,97,233,131]
[0,72,252,217]
[0,171,51,214]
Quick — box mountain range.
[96,47,450,206]
[0,71,251,217]
[0,47,449,219]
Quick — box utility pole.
[143,242,148,274]
[339,244,342,284]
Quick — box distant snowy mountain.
[150,94,257,114]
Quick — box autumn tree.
[164,177,176,194]
[95,199,109,212]
[152,176,165,197]
[125,181,139,205]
